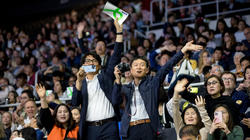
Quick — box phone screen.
[214,111,222,123]
[82,65,96,73]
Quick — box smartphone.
[188,87,198,94]
[46,90,53,96]
[214,111,223,123]
[81,65,96,73]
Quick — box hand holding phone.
[214,111,223,123]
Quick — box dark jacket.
[114,51,184,137]
[205,95,240,124]
[72,42,123,140]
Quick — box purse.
[170,59,195,84]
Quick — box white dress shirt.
[86,75,115,121]
[130,83,149,122]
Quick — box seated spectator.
[7,91,19,112]
[0,77,15,104]
[195,50,211,76]
[9,130,21,140]
[210,65,224,77]
[71,107,81,125]
[20,127,37,140]
[240,56,250,72]
[36,84,79,140]
[23,64,36,86]
[242,27,250,54]
[222,31,237,70]
[204,75,239,124]
[15,73,27,96]
[231,52,245,78]
[235,19,247,42]
[237,65,250,97]
[173,78,212,140]
[53,80,67,99]
[179,125,201,140]
[221,72,249,114]
[208,104,244,140]
[211,47,227,70]
[0,121,7,140]
[1,112,14,140]
[68,75,76,87]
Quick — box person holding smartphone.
[208,104,244,140]
[72,18,123,140]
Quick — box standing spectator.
[113,41,202,139]
[72,19,123,140]
[7,91,19,112]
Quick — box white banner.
[103,1,129,25]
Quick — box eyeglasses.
[85,59,98,64]
[207,81,218,86]
[222,77,234,81]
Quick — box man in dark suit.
[72,19,123,140]
[113,41,202,140]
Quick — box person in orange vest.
[36,84,79,140]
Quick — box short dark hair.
[205,75,225,94]
[214,47,223,53]
[16,73,27,80]
[240,56,250,64]
[130,56,150,68]
[21,90,34,99]
[179,125,200,139]
[21,127,37,140]
[81,52,102,65]
[221,71,237,84]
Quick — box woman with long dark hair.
[208,104,244,140]
[36,84,78,140]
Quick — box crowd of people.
[0,0,250,140]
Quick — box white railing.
[150,0,250,27]
[0,78,244,108]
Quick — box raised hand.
[76,67,86,82]
[181,40,203,54]
[174,78,188,94]
[77,22,85,38]
[114,18,123,33]
[195,95,206,107]
[114,65,121,84]
[36,84,46,99]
